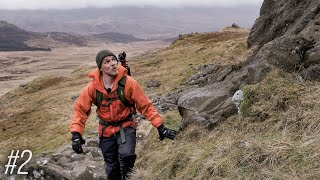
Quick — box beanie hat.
[96,49,118,69]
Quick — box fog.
[0,0,263,10]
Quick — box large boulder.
[177,67,247,128]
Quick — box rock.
[145,79,161,89]
[254,35,303,71]
[206,98,238,128]
[216,66,233,82]
[248,0,320,75]
[70,153,86,161]
[178,81,238,128]
[188,64,218,86]
[246,62,271,84]
[231,23,240,28]
[86,139,99,148]
[248,0,320,48]
[56,156,71,166]
[232,90,244,114]
[302,64,320,81]
[33,170,41,178]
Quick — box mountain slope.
[0,28,250,165]
[0,20,50,51]
[0,16,319,179]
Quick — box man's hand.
[71,132,86,154]
[157,124,176,141]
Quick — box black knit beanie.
[96,49,118,69]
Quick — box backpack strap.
[117,76,136,114]
[96,90,103,110]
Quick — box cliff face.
[247,0,320,77]
[248,0,320,48]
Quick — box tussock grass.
[130,31,250,95]
[0,66,98,164]
[131,69,320,179]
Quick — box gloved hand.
[71,132,86,154]
[157,124,176,141]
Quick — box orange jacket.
[70,65,163,137]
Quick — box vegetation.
[1,28,318,179]
[131,30,250,94]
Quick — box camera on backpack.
[118,52,126,62]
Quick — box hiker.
[70,49,176,180]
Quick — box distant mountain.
[0,20,49,51]
[0,20,93,51]
[92,32,144,43]
[0,6,261,38]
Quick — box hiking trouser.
[100,126,137,180]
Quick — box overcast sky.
[0,0,264,10]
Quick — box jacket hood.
[88,65,128,93]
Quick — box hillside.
[0,28,251,177]
[0,5,319,178]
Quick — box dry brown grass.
[0,66,98,164]
[130,30,251,95]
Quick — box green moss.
[240,85,256,117]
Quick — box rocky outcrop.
[248,0,320,72]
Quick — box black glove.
[71,132,85,154]
[157,124,176,141]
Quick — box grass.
[0,66,97,164]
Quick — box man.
[70,49,176,180]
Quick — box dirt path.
[0,41,169,96]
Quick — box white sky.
[0,0,264,10]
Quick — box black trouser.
[100,126,137,180]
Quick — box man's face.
[100,56,119,77]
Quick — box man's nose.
[111,60,117,66]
